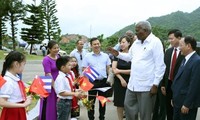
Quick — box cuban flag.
[83,66,99,82]
[39,76,52,93]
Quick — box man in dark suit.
[160,29,184,120]
[172,36,200,120]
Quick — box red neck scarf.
[18,80,26,101]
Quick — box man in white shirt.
[70,40,88,75]
[108,21,166,120]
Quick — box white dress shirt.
[185,51,196,65]
[117,33,166,92]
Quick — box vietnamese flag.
[96,96,111,107]
[0,75,6,88]
[29,76,49,98]
[78,76,94,92]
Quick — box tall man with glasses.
[70,40,88,75]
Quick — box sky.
[22,0,200,38]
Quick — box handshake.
[74,89,87,99]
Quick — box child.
[54,56,83,120]
[0,51,32,120]
[70,56,80,119]
[70,56,80,79]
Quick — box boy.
[54,56,84,120]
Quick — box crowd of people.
[0,20,200,120]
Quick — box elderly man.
[108,21,166,120]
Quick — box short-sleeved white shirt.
[54,71,73,99]
[0,71,24,103]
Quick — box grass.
[0,50,43,60]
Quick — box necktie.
[181,58,186,66]
[66,76,73,92]
[169,48,177,80]
[18,80,26,101]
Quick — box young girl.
[54,56,84,120]
[0,51,32,120]
[71,56,80,79]
[70,56,80,119]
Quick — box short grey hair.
[136,21,152,33]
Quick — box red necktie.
[66,76,74,92]
[18,80,26,101]
[169,48,177,80]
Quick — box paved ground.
[0,60,200,120]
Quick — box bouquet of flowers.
[81,97,94,111]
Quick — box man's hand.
[107,47,119,56]
[161,86,166,96]
[181,105,189,114]
[150,85,158,96]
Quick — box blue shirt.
[82,51,111,80]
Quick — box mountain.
[113,7,200,41]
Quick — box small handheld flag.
[40,76,52,93]
[96,96,111,107]
[0,75,6,88]
[83,66,99,82]
[78,76,94,91]
[29,76,49,98]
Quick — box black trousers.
[152,84,166,120]
[88,78,109,120]
[166,80,173,120]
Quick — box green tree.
[101,35,118,51]
[41,0,61,41]
[60,40,76,54]
[0,0,9,50]
[7,0,25,50]
[21,4,45,54]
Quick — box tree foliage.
[0,0,10,49]
[7,0,25,50]
[113,7,200,46]
[101,35,118,51]
[60,40,76,54]
[41,0,61,41]
[21,4,45,54]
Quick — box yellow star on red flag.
[78,76,94,91]
[96,96,111,107]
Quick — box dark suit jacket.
[172,52,200,108]
[161,47,184,87]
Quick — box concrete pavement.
[0,60,200,120]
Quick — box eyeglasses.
[80,54,82,60]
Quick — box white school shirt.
[0,71,24,103]
[54,71,73,99]
[117,33,166,92]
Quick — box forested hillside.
[113,7,200,41]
